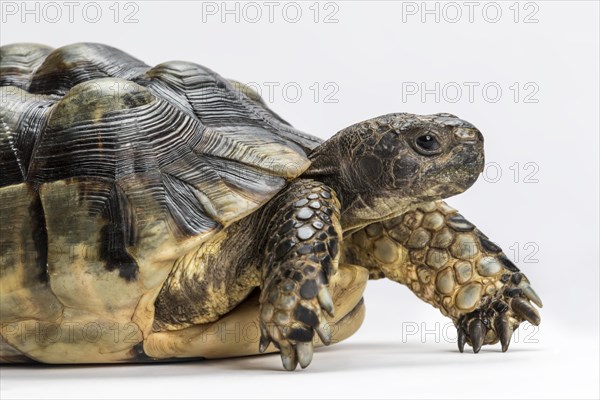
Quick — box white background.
[1,1,598,399]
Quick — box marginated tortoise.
[0,43,542,370]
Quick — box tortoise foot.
[456,271,542,353]
[259,267,335,370]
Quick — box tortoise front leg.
[258,179,342,370]
[343,200,542,353]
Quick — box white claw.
[296,342,314,369]
[259,335,271,353]
[518,281,543,308]
[280,344,298,371]
[318,287,335,317]
[316,320,332,345]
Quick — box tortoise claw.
[259,335,271,353]
[280,345,298,371]
[296,342,314,369]
[316,320,332,345]
[318,287,335,317]
[495,313,513,352]
[468,319,485,353]
[511,297,541,326]
[457,328,467,353]
[518,281,544,308]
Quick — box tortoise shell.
[1,42,322,265]
[0,43,323,360]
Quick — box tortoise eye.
[415,134,441,154]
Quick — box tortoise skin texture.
[0,43,542,370]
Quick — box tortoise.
[0,43,542,370]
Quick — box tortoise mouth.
[422,183,466,198]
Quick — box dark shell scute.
[447,214,476,232]
[498,254,520,272]
[478,235,502,253]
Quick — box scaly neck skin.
[303,169,425,236]
[338,192,417,234]
[304,150,414,235]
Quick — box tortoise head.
[305,113,484,230]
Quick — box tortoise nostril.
[454,127,479,142]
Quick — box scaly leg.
[258,179,342,370]
[342,200,542,353]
